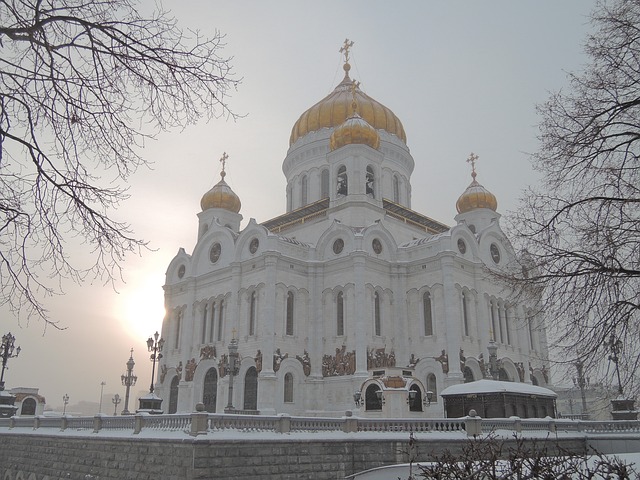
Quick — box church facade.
[154,43,550,417]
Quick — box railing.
[2,413,640,438]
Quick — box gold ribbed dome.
[456,179,498,213]
[201,170,241,213]
[289,63,406,146]
[330,112,380,151]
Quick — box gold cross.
[467,152,478,179]
[340,38,354,64]
[220,152,228,173]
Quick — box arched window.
[203,368,218,413]
[365,384,382,411]
[217,300,224,341]
[423,292,433,336]
[284,372,294,403]
[463,366,474,383]
[249,291,257,336]
[168,376,179,414]
[321,169,330,198]
[337,166,348,196]
[393,175,400,203]
[286,291,294,336]
[461,292,469,337]
[374,292,381,336]
[337,291,344,336]
[201,303,208,344]
[301,174,308,205]
[409,385,423,412]
[426,373,437,400]
[20,398,36,416]
[243,367,258,410]
[366,166,375,197]
[498,368,511,382]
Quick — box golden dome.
[330,112,380,151]
[201,170,241,213]
[289,64,406,146]
[455,179,498,213]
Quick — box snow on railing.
[1,413,640,437]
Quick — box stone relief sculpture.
[200,345,217,360]
[407,353,420,367]
[176,361,183,381]
[322,345,355,377]
[160,364,168,383]
[218,354,228,378]
[273,348,288,373]
[367,346,396,369]
[296,350,311,376]
[516,362,525,382]
[185,358,197,382]
[478,353,487,378]
[255,349,263,373]
[459,348,466,371]
[434,349,449,374]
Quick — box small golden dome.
[289,68,406,146]
[330,112,380,151]
[455,179,498,214]
[201,157,241,213]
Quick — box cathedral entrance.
[203,368,217,413]
[168,376,179,414]
[243,367,258,410]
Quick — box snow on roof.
[440,379,557,398]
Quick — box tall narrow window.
[321,169,330,198]
[393,175,400,203]
[301,175,308,205]
[491,301,498,341]
[366,166,375,197]
[423,292,433,336]
[284,372,294,403]
[505,307,511,345]
[249,291,257,336]
[217,300,224,341]
[528,314,535,350]
[374,292,381,336]
[461,292,469,337]
[201,303,208,344]
[498,303,504,343]
[286,291,294,336]
[286,184,293,211]
[209,303,216,343]
[337,291,344,336]
[337,166,348,196]
[175,310,182,349]
[426,373,437,399]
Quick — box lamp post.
[98,381,106,413]
[224,337,239,413]
[62,394,69,415]
[120,349,137,415]
[487,340,499,380]
[0,332,21,391]
[573,360,589,417]
[147,331,165,394]
[112,394,121,415]
[607,333,624,396]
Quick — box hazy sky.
[3,1,599,411]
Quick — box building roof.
[440,379,557,398]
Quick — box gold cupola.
[290,39,406,147]
[456,153,498,214]
[330,80,380,151]
[200,152,241,213]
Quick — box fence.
[1,412,639,437]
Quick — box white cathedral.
[155,42,550,417]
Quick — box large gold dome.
[201,171,241,213]
[289,65,406,146]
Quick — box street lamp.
[147,331,165,394]
[62,394,69,415]
[0,332,21,391]
[98,381,106,413]
[112,394,121,415]
[607,333,624,396]
[487,340,499,380]
[224,336,239,413]
[120,349,137,415]
[573,360,589,417]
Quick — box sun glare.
[118,277,166,343]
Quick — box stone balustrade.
[1,412,640,437]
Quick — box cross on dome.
[467,152,479,180]
[220,151,228,178]
[340,38,354,64]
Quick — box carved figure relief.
[407,354,420,367]
[200,345,217,360]
[459,348,466,371]
[176,361,183,381]
[367,347,396,369]
[273,348,288,373]
[296,350,311,376]
[160,364,168,384]
[255,350,263,373]
[218,354,228,378]
[479,353,487,378]
[185,358,197,382]
[434,349,449,374]
[515,362,525,382]
[322,345,356,377]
